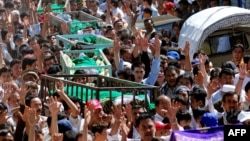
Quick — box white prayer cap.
[221,85,235,93]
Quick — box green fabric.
[64,86,150,104]
[70,19,101,34]
[72,56,101,73]
[49,86,154,110]
[38,3,64,14]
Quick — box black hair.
[190,87,207,106]
[111,0,119,7]
[168,60,181,69]
[27,36,39,45]
[164,65,180,75]
[143,0,152,5]
[210,67,221,81]
[1,29,8,41]
[62,96,80,111]
[131,61,145,71]
[117,67,134,81]
[176,109,192,124]
[20,12,30,20]
[10,59,21,68]
[174,95,187,105]
[222,91,240,103]
[20,46,34,57]
[219,68,235,78]
[245,81,250,93]
[25,95,40,107]
[91,123,109,134]
[135,112,154,128]
[0,67,11,76]
[4,1,14,9]
[176,73,194,86]
[243,55,250,64]
[63,130,78,141]
[0,103,7,112]
[22,56,37,70]
[143,7,152,16]
[0,129,13,137]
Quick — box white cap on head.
[222,85,235,93]
[11,10,20,15]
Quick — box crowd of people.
[0,0,249,141]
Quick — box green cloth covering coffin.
[70,19,101,34]
[63,86,155,109]
[38,3,65,14]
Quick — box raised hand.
[111,105,123,121]
[55,80,65,94]
[51,133,63,141]
[48,96,61,115]
[181,41,190,57]
[84,106,91,126]
[239,63,247,79]
[0,110,10,125]
[27,108,37,127]
[113,35,121,54]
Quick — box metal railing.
[40,74,160,109]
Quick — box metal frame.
[60,49,112,76]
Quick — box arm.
[48,96,61,135]
[56,80,80,118]
[235,63,247,95]
[82,106,91,141]
[182,41,192,72]
[144,35,161,85]
[27,108,36,141]
[0,43,6,68]
[198,54,209,87]
[113,35,122,72]
[109,106,122,136]
[33,43,44,74]
[41,14,49,39]
[105,0,112,24]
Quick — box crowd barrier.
[40,74,160,111]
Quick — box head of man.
[135,112,156,141]
[222,91,240,113]
[25,95,42,115]
[155,95,171,117]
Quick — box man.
[231,43,244,67]
[144,18,156,39]
[234,55,250,90]
[134,112,157,141]
[88,0,104,18]
[211,68,245,104]
[154,95,171,122]
[219,92,241,125]
[164,2,175,16]
[138,0,159,20]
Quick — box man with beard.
[218,92,242,125]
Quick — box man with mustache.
[219,92,241,125]
[15,95,48,141]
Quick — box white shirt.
[68,114,85,132]
[234,74,250,91]
[154,113,164,122]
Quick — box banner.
[169,126,224,141]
